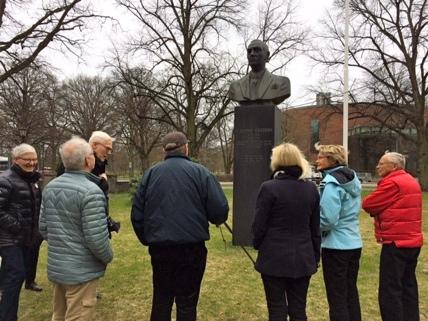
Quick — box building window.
[310,119,320,152]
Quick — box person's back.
[39,137,113,321]
[41,171,113,284]
[135,154,228,245]
[131,131,228,321]
[252,143,320,321]
[253,169,320,278]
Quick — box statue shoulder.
[267,72,290,86]
[229,74,249,101]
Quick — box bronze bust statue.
[229,40,291,105]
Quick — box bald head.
[60,137,94,172]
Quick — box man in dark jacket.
[131,131,229,321]
[0,144,41,321]
[362,152,423,321]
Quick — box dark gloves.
[107,216,121,233]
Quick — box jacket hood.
[322,166,361,197]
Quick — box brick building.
[283,97,419,176]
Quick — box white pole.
[343,0,350,157]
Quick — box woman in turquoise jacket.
[315,144,362,321]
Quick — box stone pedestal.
[232,104,282,246]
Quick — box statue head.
[247,40,270,72]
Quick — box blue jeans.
[0,245,26,321]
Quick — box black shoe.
[25,282,43,292]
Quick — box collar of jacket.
[164,153,190,161]
[11,164,41,183]
[64,170,101,183]
[272,165,302,179]
[321,165,344,178]
[379,169,407,182]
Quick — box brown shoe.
[25,282,43,292]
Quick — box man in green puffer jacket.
[39,137,113,321]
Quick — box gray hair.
[60,137,93,170]
[384,152,406,169]
[11,144,36,159]
[89,131,114,145]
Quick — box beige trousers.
[51,278,98,321]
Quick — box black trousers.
[0,245,26,321]
[261,274,311,321]
[322,248,361,321]
[23,236,43,285]
[379,243,421,321]
[148,242,207,321]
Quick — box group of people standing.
[0,132,117,321]
[0,130,424,321]
[252,142,423,321]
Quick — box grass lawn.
[19,188,428,321]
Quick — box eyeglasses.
[98,143,113,154]
[18,158,38,163]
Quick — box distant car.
[357,172,373,182]
[309,166,322,184]
[0,156,9,172]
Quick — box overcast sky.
[44,0,335,107]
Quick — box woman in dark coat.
[252,142,321,321]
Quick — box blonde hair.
[314,143,347,166]
[270,143,310,179]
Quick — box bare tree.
[59,75,119,139]
[215,113,234,174]
[111,69,166,172]
[112,0,245,158]
[312,0,428,189]
[244,0,308,74]
[0,0,107,83]
[0,65,55,146]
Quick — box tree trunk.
[417,133,428,191]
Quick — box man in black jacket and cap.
[131,131,229,321]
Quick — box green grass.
[19,188,428,321]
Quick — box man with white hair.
[57,131,120,235]
[0,144,41,321]
[362,152,423,321]
[40,137,113,321]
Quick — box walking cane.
[219,222,256,266]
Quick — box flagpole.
[343,0,350,158]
